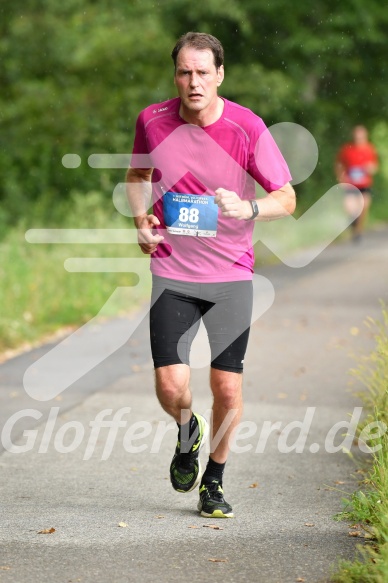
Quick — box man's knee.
[155,364,190,399]
[211,370,242,408]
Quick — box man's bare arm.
[335,160,346,183]
[126,167,153,226]
[126,167,164,254]
[215,182,296,221]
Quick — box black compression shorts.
[150,275,253,374]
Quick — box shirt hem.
[150,265,253,283]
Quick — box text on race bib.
[163,192,218,237]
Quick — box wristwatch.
[245,199,259,220]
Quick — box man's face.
[174,47,224,114]
[353,126,368,144]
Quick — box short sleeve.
[131,111,148,156]
[247,118,292,193]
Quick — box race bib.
[163,192,218,237]
[348,166,366,182]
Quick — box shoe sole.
[173,415,209,494]
[199,508,234,518]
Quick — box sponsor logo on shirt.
[153,106,169,114]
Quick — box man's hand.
[364,161,378,176]
[214,188,252,220]
[135,214,164,254]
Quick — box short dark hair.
[171,32,224,70]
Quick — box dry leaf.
[208,558,228,563]
[155,515,165,519]
[37,527,55,534]
[363,533,376,540]
[0,566,11,571]
[188,525,199,529]
[248,483,258,488]
[334,480,345,485]
[296,578,305,582]
[118,522,128,528]
[348,531,362,537]
[304,523,315,527]
[203,524,224,530]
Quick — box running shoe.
[198,480,234,518]
[170,413,209,493]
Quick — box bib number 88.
[178,207,199,223]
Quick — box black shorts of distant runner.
[150,275,253,374]
[344,186,372,196]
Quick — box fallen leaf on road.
[334,481,345,485]
[248,483,258,488]
[118,522,128,528]
[188,525,199,529]
[37,527,55,534]
[0,566,11,570]
[155,515,165,519]
[208,558,228,563]
[304,523,315,527]
[348,531,362,537]
[296,578,305,582]
[203,524,224,530]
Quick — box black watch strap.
[245,199,259,220]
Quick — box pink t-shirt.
[132,97,291,283]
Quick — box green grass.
[331,308,388,583]
[0,191,150,352]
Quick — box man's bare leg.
[156,363,208,494]
[208,368,243,463]
[155,363,192,425]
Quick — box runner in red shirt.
[335,125,378,241]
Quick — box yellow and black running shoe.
[198,480,234,518]
[170,413,209,493]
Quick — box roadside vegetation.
[0,191,149,353]
[332,308,388,583]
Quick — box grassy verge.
[331,308,388,583]
[0,191,150,354]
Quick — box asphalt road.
[1,227,388,583]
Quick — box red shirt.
[337,142,378,189]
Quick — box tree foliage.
[1,0,387,230]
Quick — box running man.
[335,125,379,241]
[126,32,296,518]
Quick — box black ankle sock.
[201,457,226,485]
[177,414,198,448]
